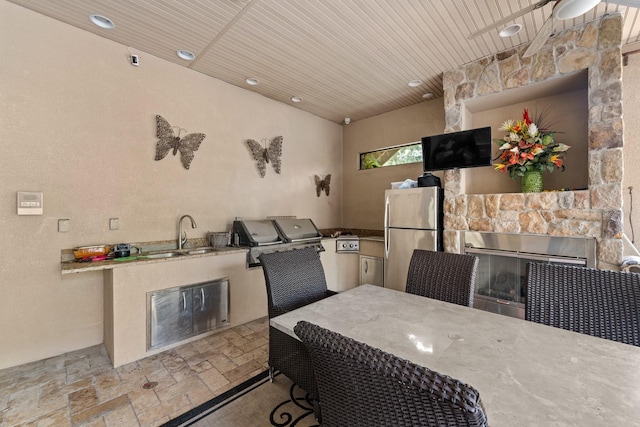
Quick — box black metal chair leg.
[313,399,321,423]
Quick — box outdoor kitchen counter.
[61,247,248,274]
[62,236,382,275]
[99,247,264,367]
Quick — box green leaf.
[541,134,554,145]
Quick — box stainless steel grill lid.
[272,218,321,242]
[233,220,282,246]
[233,217,324,267]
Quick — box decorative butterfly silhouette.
[315,174,331,197]
[246,136,283,178]
[155,115,206,170]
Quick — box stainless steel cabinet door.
[360,256,383,286]
[193,280,229,334]
[149,288,193,350]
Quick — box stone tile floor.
[0,317,269,427]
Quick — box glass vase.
[521,170,543,193]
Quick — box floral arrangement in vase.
[493,108,570,192]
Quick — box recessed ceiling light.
[408,79,423,87]
[245,78,260,86]
[89,14,115,29]
[422,93,434,99]
[176,50,195,61]
[499,24,522,38]
[291,96,303,103]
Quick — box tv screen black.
[421,126,492,172]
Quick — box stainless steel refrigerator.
[384,187,443,292]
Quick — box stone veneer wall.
[441,14,624,269]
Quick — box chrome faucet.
[178,214,197,250]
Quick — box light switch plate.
[17,192,43,215]
[109,218,119,230]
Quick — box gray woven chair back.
[406,249,479,307]
[259,247,334,404]
[259,247,329,319]
[294,320,488,427]
[526,262,640,346]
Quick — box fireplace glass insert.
[462,232,596,319]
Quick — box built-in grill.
[233,217,324,267]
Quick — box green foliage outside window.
[359,143,422,170]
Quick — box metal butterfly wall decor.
[315,174,331,197]
[155,115,206,170]
[246,136,283,178]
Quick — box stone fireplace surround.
[441,14,624,270]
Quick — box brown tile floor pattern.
[0,317,270,427]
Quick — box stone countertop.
[61,246,247,275]
[63,232,383,274]
[321,235,384,243]
[359,236,384,242]
[319,228,383,240]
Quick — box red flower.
[518,140,534,149]
[550,155,563,167]
[520,152,534,161]
[523,108,532,126]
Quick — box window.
[359,142,422,170]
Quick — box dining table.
[270,284,640,426]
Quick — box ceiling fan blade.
[468,0,555,39]
[607,0,640,7]
[523,14,556,57]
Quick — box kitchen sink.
[187,247,216,255]
[143,252,185,259]
[140,248,216,258]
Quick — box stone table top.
[271,285,640,426]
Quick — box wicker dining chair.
[405,249,479,307]
[294,320,488,427]
[526,262,640,346]
[258,247,337,406]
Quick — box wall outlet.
[109,218,119,230]
[58,219,70,233]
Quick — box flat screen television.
[421,126,492,172]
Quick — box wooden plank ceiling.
[7,0,640,123]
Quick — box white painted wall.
[0,2,341,369]
[342,100,446,230]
